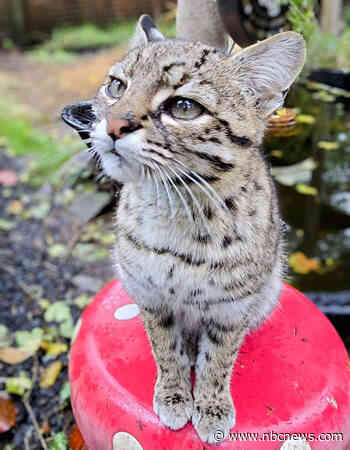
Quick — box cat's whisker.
[171,157,228,214]
[175,166,223,213]
[150,166,161,207]
[168,167,210,233]
[162,169,194,225]
[190,170,230,214]
[155,166,176,219]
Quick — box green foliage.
[0,104,73,185]
[28,19,176,63]
[50,432,68,450]
[280,0,350,70]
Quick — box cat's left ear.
[229,32,306,117]
[129,15,165,50]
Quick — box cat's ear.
[230,32,306,117]
[129,15,165,50]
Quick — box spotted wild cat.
[62,10,305,445]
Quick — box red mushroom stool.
[69,280,350,450]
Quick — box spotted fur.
[86,14,305,445]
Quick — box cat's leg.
[141,307,194,430]
[192,319,248,444]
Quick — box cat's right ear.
[129,15,165,50]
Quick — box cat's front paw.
[153,381,193,430]
[192,397,235,444]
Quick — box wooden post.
[7,0,28,45]
[321,0,342,35]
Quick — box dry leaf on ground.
[0,347,35,365]
[69,424,88,450]
[40,361,63,388]
[0,169,18,186]
[0,393,17,433]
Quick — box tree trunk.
[7,0,27,45]
[321,0,342,35]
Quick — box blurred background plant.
[281,0,350,70]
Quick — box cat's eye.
[166,97,204,120]
[106,77,126,99]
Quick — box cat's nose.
[106,117,131,141]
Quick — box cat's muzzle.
[61,101,96,147]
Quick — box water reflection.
[265,86,350,310]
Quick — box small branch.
[23,397,49,450]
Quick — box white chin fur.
[91,119,144,182]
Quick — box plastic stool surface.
[70,280,350,450]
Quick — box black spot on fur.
[210,260,225,270]
[170,340,177,351]
[167,265,175,279]
[203,205,213,220]
[193,233,211,244]
[224,197,237,211]
[194,49,210,69]
[210,137,222,144]
[159,312,174,328]
[218,118,252,147]
[205,352,211,362]
[241,185,247,192]
[141,115,148,121]
[190,288,203,297]
[197,152,234,171]
[163,62,186,72]
[207,328,223,345]
[222,235,233,248]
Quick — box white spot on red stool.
[280,439,311,450]
[112,431,143,449]
[114,304,140,321]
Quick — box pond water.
[265,85,350,313]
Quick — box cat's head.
[62,15,305,184]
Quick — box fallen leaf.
[40,361,63,388]
[317,140,340,151]
[47,244,67,259]
[39,299,50,310]
[6,371,32,396]
[296,184,318,196]
[51,431,68,450]
[39,420,50,435]
[6,200,24,215]
[0,170,18,186]
[69,424,87,450]
[40,341,68,357]
[24,202,50,220]
[297,114,316,125]
[0,219,15,231]
[0,393,17,433]
[288,252,320,274]
[0,347,35,364]
[15,327,43,352]
[59,318,74,339]
[0,325,11,348]
[44,302,71,323]
[73,294,91,309]
[59,382,70,403]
